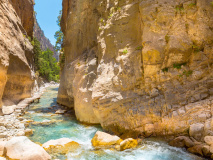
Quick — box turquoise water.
[24,86,205,160]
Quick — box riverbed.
[24,86,205,160]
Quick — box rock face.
[59,0,213,138]
[3,136,51,160]
[0,0,35,110]
[34,20,59,61]
[10,0,35,37]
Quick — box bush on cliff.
[33,38,60,82]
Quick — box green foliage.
[33,38,60,82]
[165,34,170,43]
[108,13,113,18]
[192,43,203,53]
[162,67,169,72]
[175,4,184,12]
[54,10,64,52]
[59,53,65,69]
[183,70,193,77]
[185,23,189,31]
[178,70,193,78]
[123,49,128,55]
[34,11,37,16]
[211,1,213,6]
[173,63,186,69]
[188,3,196,7]
[135,46,143,50]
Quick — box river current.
[24,86,205,160]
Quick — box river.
[23,86,205,160]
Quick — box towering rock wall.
[59,0,213,138]
[0,0,35,109]
[10,0,35,38]
[34,20,59,61]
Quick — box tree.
[54,10,64,52]
[33,38,60,82]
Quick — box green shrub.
[188,3,196,7]
[173,63,187,69]
[135,46,143,50]
[33,38,60,82]
[175,4,184,11]
[165,34,170,43]
[162,67,169,72]
[183,70,193,77]
[123,49,128,54]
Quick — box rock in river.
[91,131,122,148]
[120,138,138,151]
[42,138,80,154]
[3,136,51,160]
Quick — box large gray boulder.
[3,136,51,160]
[189,123,204,141]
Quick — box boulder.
[189,123,204,141]
[42,138,80,154]
[55,109,66,114]
[204,136,213,145]
[120,138,138,151]
[209,144,213,154]
[0,141,6,156]
[3,136,51,160]
[144,124,154,137]
[24,129,33,136]
[16,131,25,136]
[187,144,204,156]
[169,136,194,148]
[2,105,16,115]
[91,131,122,147]
[202,145,211,157]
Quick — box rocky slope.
[34,20,59,61]
[58,0,213,140]
[0,0,35,112]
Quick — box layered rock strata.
[0,0,35,110]
[59,0,213,141]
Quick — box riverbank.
[0,82,59,141]
[0,86,208,160]
[21,86,205,160]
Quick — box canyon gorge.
[0,0,213,159]
[58,0,213,138]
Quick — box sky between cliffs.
[34,0,62,45]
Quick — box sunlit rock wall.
[59,0,213,138]
[0,0,35,109]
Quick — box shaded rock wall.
[0,0,35,108]
[10,0,35,38]
[59,0,213,137]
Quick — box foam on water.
[24,86,205,160]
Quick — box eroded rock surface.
[0,0,35,110]
[58,0,213,139]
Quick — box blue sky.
[34,0,62,45]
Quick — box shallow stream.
[24,86,205,160]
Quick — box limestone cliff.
[58,0,213,138]
[0,0,35,110]
[34,20,59,61]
